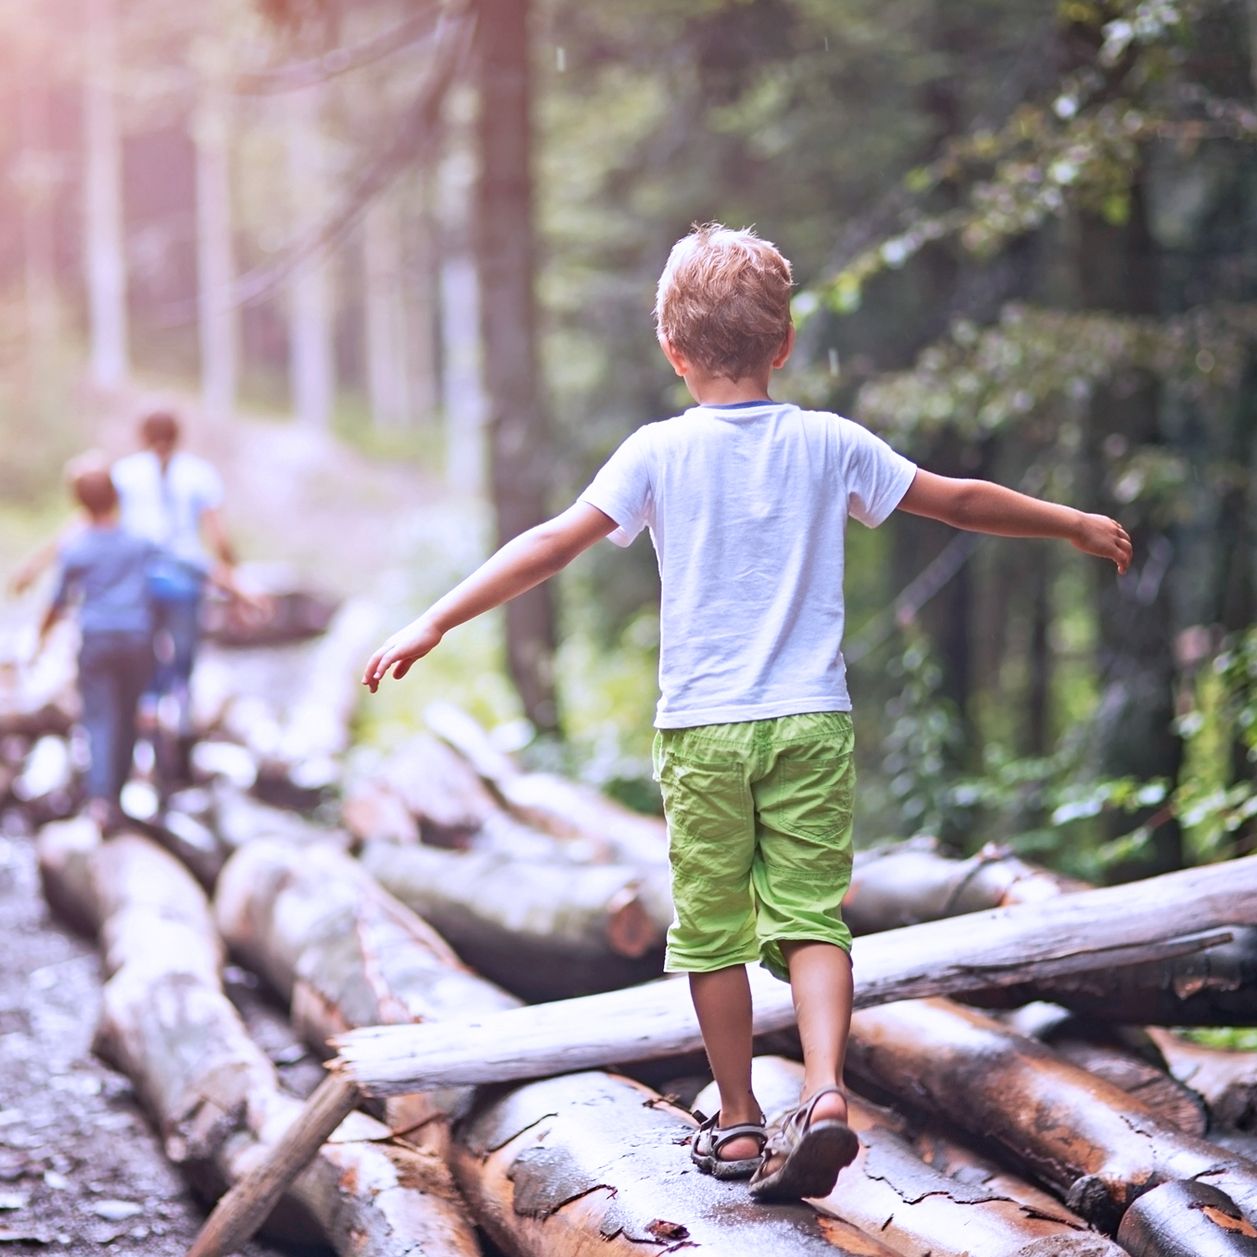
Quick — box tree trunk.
[696,1056,1127,1257]
[475,0,558,733]
[18,73,60,394]
[194,58,238,419]
[360,838,671,1000]
[363,193,410,428]
[286,83,335,429]
[82,0,128,391]
[845,998,1257,1234]
[451,1069,904,1257]
[330,855,1257,1098]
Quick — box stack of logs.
[8,617,1257,1257]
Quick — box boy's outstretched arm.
[362,501,617,692]
[897,469,1132,574]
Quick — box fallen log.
[1147,1028,1257,1132]
[188,854,1257,1257]
[0,626,76,739]
[37,823,480,1256]
[696,1056,1126,1257]
[1116,1180,1257,1257]
[844,835,1088,934]
[333,855,1257,1098]
[360,838,672,999]
[1008,1003,1209,1136]
[11,733,77,825]
[214,837,519,1136]
[425,700,667,866]
[844,997,1257,1234]
[451,1068,903,1257]
[971,926,1257,1026]
[354,731,564,860]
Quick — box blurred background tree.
[1,0,1253,875]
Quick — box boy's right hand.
[362,616,444,692]
[1070,512,1133,574]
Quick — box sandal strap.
[779,1085,846,1142]
[694,1112,768,1155]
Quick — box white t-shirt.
[580,401,917,728]
[112,449,224,574]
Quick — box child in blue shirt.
[362,224,1132,1200]
[39,460,156,833]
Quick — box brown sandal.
[690,1111,768,1180]
[748,1086,858,1202]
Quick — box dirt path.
[0,397,450,1255]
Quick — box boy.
[362,224,1132,1201]
[39,460,157,833]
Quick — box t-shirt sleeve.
[578,428,654,548]
[190,457,225,512]
[841,419,918,528]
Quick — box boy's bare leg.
[689,965,763,1158]
[781,940,853,1125]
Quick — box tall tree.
[285,82,336,428]
[82,0,128,390]
[194,44,239,418]
[476,0,558,733]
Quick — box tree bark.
[1117,1179,1257,1257]
[696,1056,1127,1257]
[475,0,558,733]
[360,838,672,999]
[331,855,1257,1098]
[451,1069,904,1257]
[845,998,1257,1234]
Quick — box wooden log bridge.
[189,853,1257,1257]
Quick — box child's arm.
[362,501,618,691]
[897,469,1132,573]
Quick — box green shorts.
[652,711,855,983]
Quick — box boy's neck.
[684,368,774,407]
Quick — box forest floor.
[0,390,447,1255]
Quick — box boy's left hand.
[1071,513,1133,574]
[362,616,444,692]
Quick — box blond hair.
[654,223,793,381]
